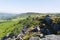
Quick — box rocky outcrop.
[1,15,60,40]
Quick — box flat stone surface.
[29,35,60,40]
[29,37,40,40]
[41,34,60,40]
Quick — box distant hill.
[0,13,17,20]
[0,12,60,20]
[16,12,42,18]
[17,12,60,18]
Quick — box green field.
[0,18,24,38]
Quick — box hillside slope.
[0,13,60,40]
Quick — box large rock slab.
[40,34,60,40]
[29,35,60,40]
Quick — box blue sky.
[0,0,60,14]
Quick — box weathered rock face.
[41,15,52,25]
[40,15,60,35]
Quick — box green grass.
[0,19,21,38]
[0,16,26,38]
